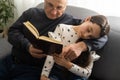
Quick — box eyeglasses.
[45,2,65,11]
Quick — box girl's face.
[78,20,101,39]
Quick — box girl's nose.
[84,33,92,39]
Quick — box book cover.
[23,21,63,54]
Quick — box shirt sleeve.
[8,8,33,51]
[68,51,100,78]
[68,62,93,78]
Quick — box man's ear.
[84,16,91,22]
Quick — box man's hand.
[29,45,46,58]
[62,42,87,61]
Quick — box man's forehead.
[45,0,67,4]
[45,0,67,7]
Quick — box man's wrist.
[26,43,32,52]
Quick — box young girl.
[40,15,110,80]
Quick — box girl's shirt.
[48,24,100,78]
[48,24,79,47]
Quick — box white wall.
[67,0,120,17]
[14,0,42,18]
[14,0,120,19]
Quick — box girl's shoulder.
[57,24,73,30]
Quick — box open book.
[23,21,63,54]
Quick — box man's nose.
[51,8,57,15]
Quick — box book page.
[38,36,62,45]
[23,21,62,46]
[23,21,39,39]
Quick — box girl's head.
[78,15,110,39]
[90,15,110,37]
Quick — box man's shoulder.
[62,13,82,25]
[63,13,73,18]
[26,7,44,13]
[23,7,44,17]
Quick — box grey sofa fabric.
[0,3,120,80]
[90,16,120,80]
[36,3,98,19]
[0,37,12,58]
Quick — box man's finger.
[31,52,46,58]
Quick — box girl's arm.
[53,53,92,78]
[53,52,100,78]
[68,62,93,78]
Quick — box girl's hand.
[40,75,50,80]
[62,42,87,61]
[53,53,72,69]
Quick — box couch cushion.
[90,16,120,80]
[0,38,12,58]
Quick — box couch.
[0,3,120,80]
